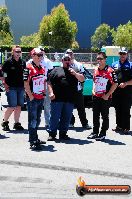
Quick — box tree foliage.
[91,23,113,50]
[0,6,14,45]
[20,33,40,47]
[0,30,14,45]
[112,21,132,49]
[39,3,78,50]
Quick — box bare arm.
[0,77,9,91]
[24,81,34,101]
[68,68,85,82]
[119,79,132,88]
[102,83,118,100]
[47,82,55,100]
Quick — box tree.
[39,3,78,50]
[0,30,14,45]
[112,21,132,50]
[0,6,14,45]
[91,23,113,50]
[20,33,40,47]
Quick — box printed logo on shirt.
[95,76,108,94]
[32,75,45,94]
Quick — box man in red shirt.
[87,52,118,140]
[24,48,46,150]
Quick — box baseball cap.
[38,46,45,51]
[62,53,71,60]
[30,48,42,56]
[119,47,128,54]
[66,49,73,54]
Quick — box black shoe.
[59,134,70,140]
[87,132,98,139]
[95,134,106,141]
[1,121,10,131]
[37,139,46,145]
[13,122,24,130]
[82,124,92,129]
[47,136,57,141]
[112,126,122,132]
[30,140,42,150]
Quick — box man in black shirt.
[47,53,85,141]
[1,45,26,131]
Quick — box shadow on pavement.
[115,130,132,136]
[31,144,57,152]
[69,127,90,132]
[101,138,126,145]
[55,138,93,145]
[7,129,28,134]
[0,134,10,139]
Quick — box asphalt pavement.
[0,92,132,198]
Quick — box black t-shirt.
[2,57,26,87]
[48,67,79,103]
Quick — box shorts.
[6,87,24,107]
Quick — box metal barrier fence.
[2,51,132,65]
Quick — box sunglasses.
[64,58,71,61]
[67,52,73,54]
[97,57,104,60]
[15,51,22,53]
[119,52,127,55]
[36,54,43,57]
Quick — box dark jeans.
[27,98,44,143]
[48,101,74,136]
[112,89,132,130]
[93,96,111,135]
[70,91,88,126]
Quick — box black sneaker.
[37,139,46,145]
[13,122,24,130]
[95,134,106,141]
[112,126,122,132]
[87,132,98,139]
[30,142,42,150]
[1,121,10,131]
[59,134,70,140]
[47,136,57,141]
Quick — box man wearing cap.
[66,49,91,129]
[47,53,85,141]
[111,47,132,133]
[24,48,46,150]
[26,46,53,129]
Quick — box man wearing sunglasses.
[1,45,26,131]
[87,52,118,140]
[47,53,85,141]
[26,46,53,129]
[65,49,91,129]
[111,47,132,133]
[24,48,46,150]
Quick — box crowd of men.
[0,45,132,150]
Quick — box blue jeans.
[48,101,74,136]
[27,98,44,143]
[6,87,24,107]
